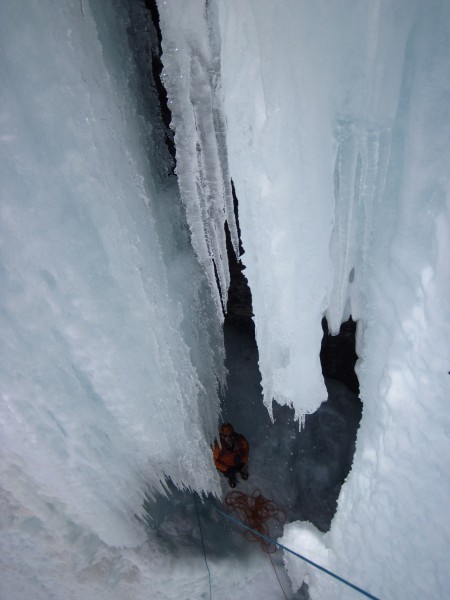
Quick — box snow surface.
[1,0,450,599]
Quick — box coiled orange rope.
[224,489,286,553]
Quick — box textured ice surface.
[157,0,239,318]
[0,0,225,597]
[219,1,450,598]
[2,0,450,599]
[219,1,336,419]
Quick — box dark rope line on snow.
[193,494,212,600]
[224,489,289,598]
[213,505,380,600]
[268,551,289,600]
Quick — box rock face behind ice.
[320,318,359,395]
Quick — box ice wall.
[0,0,224,597]
[219,0,339,419]
[218,1,450,598]
[219,0,425,419]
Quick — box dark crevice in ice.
[143,0,176,165]
[320,317,360,395]
[128,0,175,169]
[212,257,225,316]
[231,179,244,256]
[224,229,254,334]
[224,180,254,334]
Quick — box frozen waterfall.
[218,1,450,599]
[1,0,450,599]
[1,0,226,596]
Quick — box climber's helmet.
[220,423,234,436]
[220,422,235,447]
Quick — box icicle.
[157,0,239,318]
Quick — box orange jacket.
[212,433,249,473]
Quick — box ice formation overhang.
[157,0,240,319]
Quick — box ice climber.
[212,422,249,488]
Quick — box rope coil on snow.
[224,489,286,553]
[193,488,379,600]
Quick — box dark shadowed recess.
[224,180,254,334]
[320,317,359,395]
[142,0,176,164]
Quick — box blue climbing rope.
[213,505,380,600]
[193,493,212,600]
